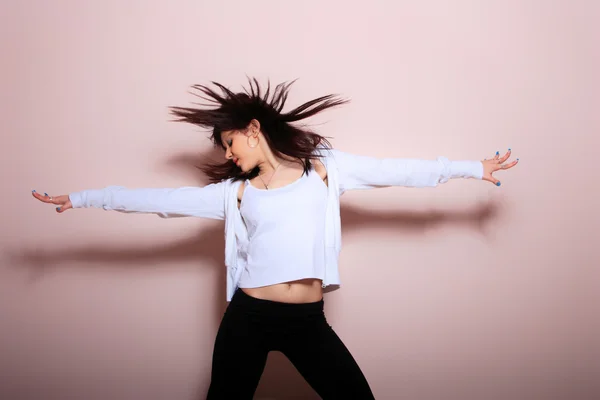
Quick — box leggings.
[206,288,375,399]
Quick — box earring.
[247,135,258,148]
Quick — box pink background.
[1,1,598,399]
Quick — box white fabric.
[237,168,327,289]
[69,146,484,301]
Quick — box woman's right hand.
[32,190,73,213]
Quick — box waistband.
[230,288,324,318]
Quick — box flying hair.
[169,77,349,183]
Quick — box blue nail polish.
[517,158,519,161]
[32,190,36,193]
[508,148,511,151]
[496,182,501,186]
[44,193,48,196]
[56,207,61,212]
[496,151,499,155]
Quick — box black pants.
[206,288,375,399]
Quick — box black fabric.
[206,288,375,399]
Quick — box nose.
[225,148,233,160]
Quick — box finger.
[32,190,52,203]
[499,159,519,170]
[31,191,52,203]
[482,174,502,187]
[43,192,56,203]
[55,204,68,213]
[498,148,513,163]
[31,191,68,205]
[56,199,73,213]
[494,151,500,160]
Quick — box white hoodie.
[69,146,483,301]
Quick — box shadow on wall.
[7,148,504,399]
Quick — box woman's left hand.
[482,149,518,186]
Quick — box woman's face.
[221,129,257,172]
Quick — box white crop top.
[237,168,328,288]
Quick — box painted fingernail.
[44,193,48,196]
[496,151,499,155]
[56,207,61,212]
[32,190,36,193]
[496,182,501,186]
[508,148,511,151]
[517,158,520,161]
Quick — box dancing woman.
[33,79,517,399]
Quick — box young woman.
[32,78,518,399]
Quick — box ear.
[246,119,261,136]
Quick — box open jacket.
[69,146,483,301]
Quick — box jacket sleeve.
[331,149,483,192]
[68,182,226,220]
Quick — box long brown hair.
[169,78,349,183]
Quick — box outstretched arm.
[32,182,227,220]
[332,148,517,192]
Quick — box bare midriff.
[241,278,324,303]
